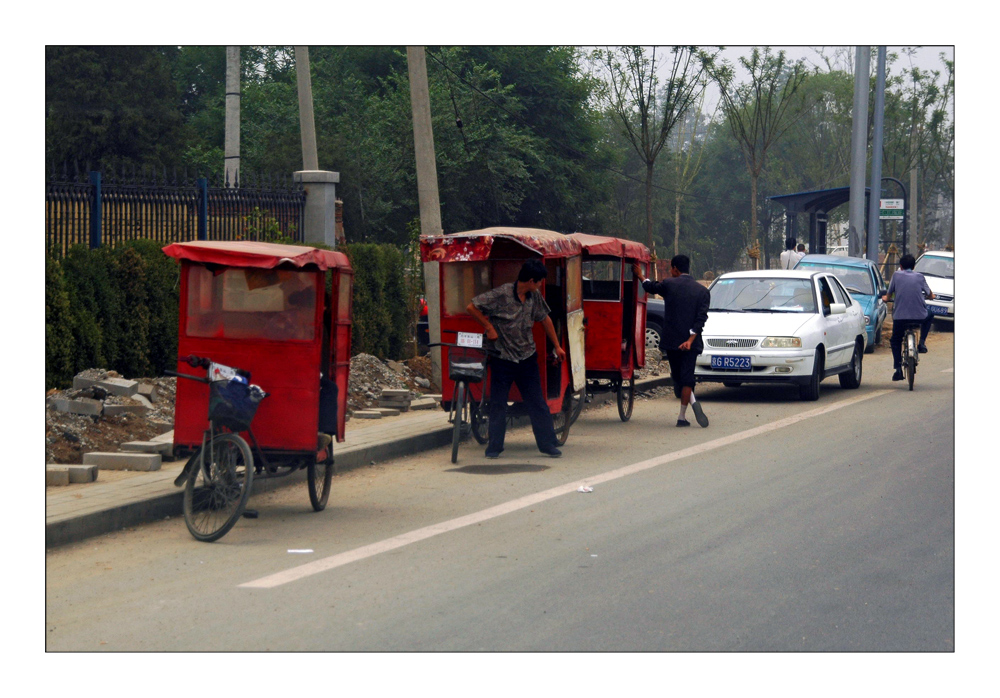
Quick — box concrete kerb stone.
[83,452,162,471]
[95,377,139,397]
[49,397,104,416]
[47,464,99,484]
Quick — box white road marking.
[240,390,892,589]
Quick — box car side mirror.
[830,303,847,315]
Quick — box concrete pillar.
[847,46,870,257]
[407,46,444,391]
[225,46,241,187]
[294,170,340,247]
[295,46,319,171]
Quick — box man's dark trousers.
[487,354,559,455]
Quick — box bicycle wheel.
[554,390,583,446]
[183,432,254,542]
[451,381,466,464]
[617,378,634,422]
[906,333,916,391]
[308,442,334,512]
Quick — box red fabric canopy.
[569,233,651,261]
[162,240,352,272]
[420,227,581,262]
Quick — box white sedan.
[915,250,954,328]
[694,270,868,401]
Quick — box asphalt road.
[45,332,954,652]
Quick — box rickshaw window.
[443,262,490,316]
[628,262,647,300]
[582,259,620,301]
[337,273,352,317]
[185,265,317,341]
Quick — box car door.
[816,275,851,368]
[830,275,864,355]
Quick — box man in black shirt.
[633,255,711,428]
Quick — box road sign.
[880,198,904,220]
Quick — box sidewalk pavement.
[46,374,673,548]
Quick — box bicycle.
[166,355,266,542]
[429,336,490,463]
[901,325,919,391]
[431,333,581,463]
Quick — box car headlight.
[761,336,802,348]
[864,315,871,325]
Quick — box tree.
[708,47,808,268]
[46,46,187,169]
[669,95,715,256]
[591,46,717,260]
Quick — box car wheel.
[799,349,823,401]
[645,322,663,352]
[839,340,863,389]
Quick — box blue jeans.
[487,354,559,455]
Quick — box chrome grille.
[935,294,953,302]
[707,338,758,349]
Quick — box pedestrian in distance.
[796,243,807,260]
[467,258,566,459]
[780,237,800,269]
[633,255,710,428]
[882,254,935,381]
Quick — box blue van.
[795,254,888,353]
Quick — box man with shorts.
[467,258,566,458]
[882,253,935,381]
[633,255,711,427]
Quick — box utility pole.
[847,46,870,258]
[865,47,886,263]
[295,46,319,171]
[407,46,444,390]
[224,46,241,188]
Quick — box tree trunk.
[750,173,759,270]
[673,193,682,257]
[645,160,655,268]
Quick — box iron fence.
[45,163,306,257]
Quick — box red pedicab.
[569,233,651,421]
[420,228,586,462]
[162,240,353,541]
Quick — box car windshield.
[710,277,816,313]
[914,255,954,279]
[797,263,874,295]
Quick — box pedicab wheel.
[554,390,583,446]
[308,445,334,512]
[617,378,634,422]
[451,381,466,464]
[183,432,254,542]
[470,399,489,445]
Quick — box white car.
[695,270,868,401]
[914,250,954,328]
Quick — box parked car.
[645,297,666,352]
[794,254,888,353]
[694,269,868,401]
[914,250,954,329]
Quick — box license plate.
[927,305,950,316]
[711,355,751,369]
[457,331,484,348]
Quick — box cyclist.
[882,254,935,382]
[467,258,565,459]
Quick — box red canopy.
[420,227,581,263]
[162,240,352,272]
[569,233,651,261]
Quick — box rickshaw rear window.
[582,259,620,301]
[566,256,582,311]
[443,263,490,316]
[186,265,317,341]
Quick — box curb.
[45,374,673,549]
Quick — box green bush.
[45,255,75,389]
[44,239,416,388]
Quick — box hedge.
[45,240,420,389]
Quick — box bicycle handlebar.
[164,369,210,384]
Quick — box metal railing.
[45,163,306,257]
